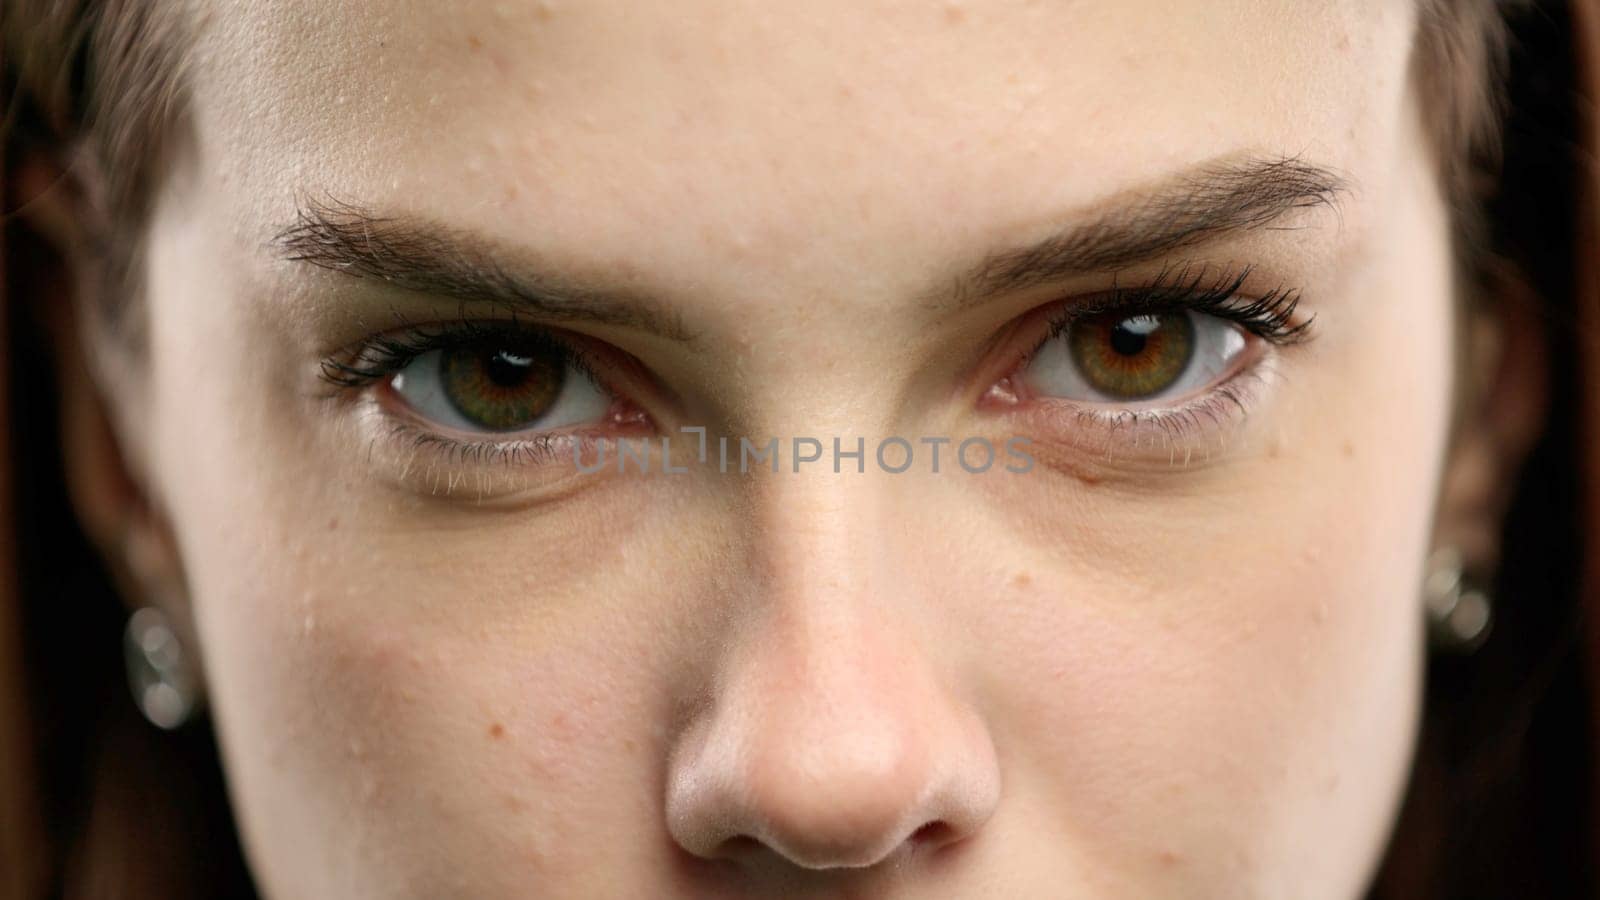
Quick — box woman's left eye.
[389,343,611,434]
[1023,309,1247,403]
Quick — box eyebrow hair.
[273,197,697,341]
[939,155,1348,307]
[273,155,1346,337]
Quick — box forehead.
[192,1,1410,299]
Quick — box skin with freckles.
[82,0,1485,896]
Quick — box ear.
[12,151,194,637]
[1431,264,1549,579]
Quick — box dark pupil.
[1066,311,1194,401]
[439,344,564,431]
[1109,320,1153,356]
[485,351,533,387]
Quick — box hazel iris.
[439,346,564,431]
[1067,312,1196,400]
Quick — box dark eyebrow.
[273,197,696,341]
[938,155,1348,307]
[275,155,1345,334]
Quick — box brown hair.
[1375,5,1600,896]
[6,0,190,332]
[1,1,1594,897]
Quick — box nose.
[664,556,1001,871]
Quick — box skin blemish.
[467,34,483,50]
[1011,571,1033,589]
[489,722,506,740]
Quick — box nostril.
[711,821,959,869]
[909,820,956,851]
[715,834,765,860]
[663,631,1005,874]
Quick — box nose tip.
[706,729,977,868]
[729,806,961,871]
[665,641,1001,872]
[668,716,996,870]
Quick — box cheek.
[965,489,1433,893]
[175,499,720,896]
[979,513,1426,893]
[966,220,1451,891]
[139,196,729,896]
[142,276,716,891]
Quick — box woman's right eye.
[388,343,613,435]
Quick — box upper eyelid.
[1029,269,1313,353]
[981,267,1300,419]
[318,317,606,389]
[317,266,1308,406]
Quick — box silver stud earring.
[124,606,200,730]
[1423,546,1494,653]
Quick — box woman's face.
[122,1,1453,896]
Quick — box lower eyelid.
[341,400,636,503]
[991,317,1264,409]
[374,379,650,448]
[995,354,1282,466]
[307,331,661,498]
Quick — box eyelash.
[318,314,604,390]
[1036,263,1311,348]
[321,263,1310,474]
[1007,263,1312,449]
[384,420,574,468]
[320,315,626,471]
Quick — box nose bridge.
[665,470,999,871]
[740,470,924,739]
[753,462,887,599]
